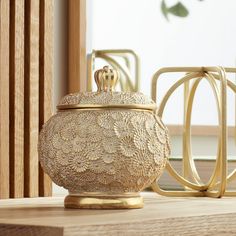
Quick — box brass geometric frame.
[151,67,236,197]
[87,49,140,92]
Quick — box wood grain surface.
[0,0,53,199]
[24,0,40,197]
[39,0,53,197]
[68,0,87,93]
[0,0,10,199]
[0,193,236,235]
[9,0,25,198]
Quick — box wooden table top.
[0,192,235,236]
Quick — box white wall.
[89,0,236,126]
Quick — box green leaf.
[168,2,189,17]
[161,0,169,20]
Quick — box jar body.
[39,109,170,195]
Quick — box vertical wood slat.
[0,0,10,199]
[68,0,87,93]
[9,0,25,198]
[39,0,53,197]
[24,0,40,197]
[0,0,53,199]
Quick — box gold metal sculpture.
[38,66,170,209]
[87,49,140,92]
[86,49,236,198]
[151,66,236,197]
[94,65,119,92]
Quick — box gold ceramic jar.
[39,66,170,209]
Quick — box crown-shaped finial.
[94,66,119,92]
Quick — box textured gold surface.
[94,66,119,92]
[151,66,236,197]
[39,110,169,194]
[38,66,170,208]
[59,92,154,105]
[64,193,144,209]
[57,84,156,110]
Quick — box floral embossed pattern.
[59,91,155,106]
[39,110,170,193]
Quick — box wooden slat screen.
[68,0,87,93]
[0,0,53,198]
[24,0,40,198]
[39,0,53,197]
[0,0,10,199]
[9,0,25,198]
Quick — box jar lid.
[57,66,156,111]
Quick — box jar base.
[64,192,144,209]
